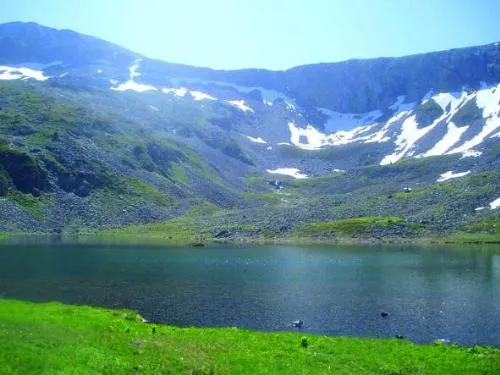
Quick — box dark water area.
[1,238,500,346]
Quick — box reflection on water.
[1,238,499,346]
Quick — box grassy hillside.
[0,81,256,233]
[0,299,499,374]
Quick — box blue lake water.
[1,239,499,346]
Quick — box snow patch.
[422,122,469,157]
[97,69,102,74]
[267,168,308,179]
[389,96,415,112]
[389,96,405,111]
[263,100,273,106]
[288,122,325,150]
[171,78,298,108]
[59,72,68,78]
[162,87,188,97]
[327,126,374,146]
[267,146,273,150]
[0,65,50,81]
[162,87,216,101]
[227,100,254,113]
[364,110,412,144]
[475,207,486,211]
[288,121,375,150]
[110,59,157,92]
[475,82,500,118]
[190,90,217,101]
[149,105,159,111]
[437,170,471,182]
[447,84,500,155]
[461,150,482,158]
[247,136,267,144]
[380,114,441,165]
[203,81,295,106]
[425,91,466,112]
[112,80,156,92]
[319,107,382,133]
[490,198,500,209]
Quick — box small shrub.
[300,336,309,349]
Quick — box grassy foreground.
[0,300,499,374]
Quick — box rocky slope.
[0,22,499,240]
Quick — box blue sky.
[1,0,499,70]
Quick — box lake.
[1,239,499,346]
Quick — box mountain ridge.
[2,21,499,71]
[2,22,499,113]
[0,22,499,242]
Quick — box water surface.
[1,239,499,346]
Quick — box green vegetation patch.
[98,202,223,243]
[127,178,172,206]
[392,190,428,200]
[297,216,404,236]
[431,219,500,244]
[170,163,189,185]
[461,219,500,235]
[99,216,197,243]
[205,134,254,166]
[414,99,444,127]
[0,299,499,374]
[188,201,219,215]
[6,191,46,219]
[450,98,482,126]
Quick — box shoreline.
[2,230,500,247]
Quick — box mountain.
[0,22,499,242]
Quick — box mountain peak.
[0,21,139,66]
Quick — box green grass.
[97,202,225,243]
[0,299,498,374]
[127,178,172,206]
[96,202,226,244]
[6,190,45,219]
[99,216,197,243]
[170,163,189,185]
[461,218,500,235]
[438,233,500,244]
[25,128,57,145]
[392,190,427,200]
[436,219,500,244]
[296,217,404,236]
[188,201,219,215]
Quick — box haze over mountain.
[0,22,499,241]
